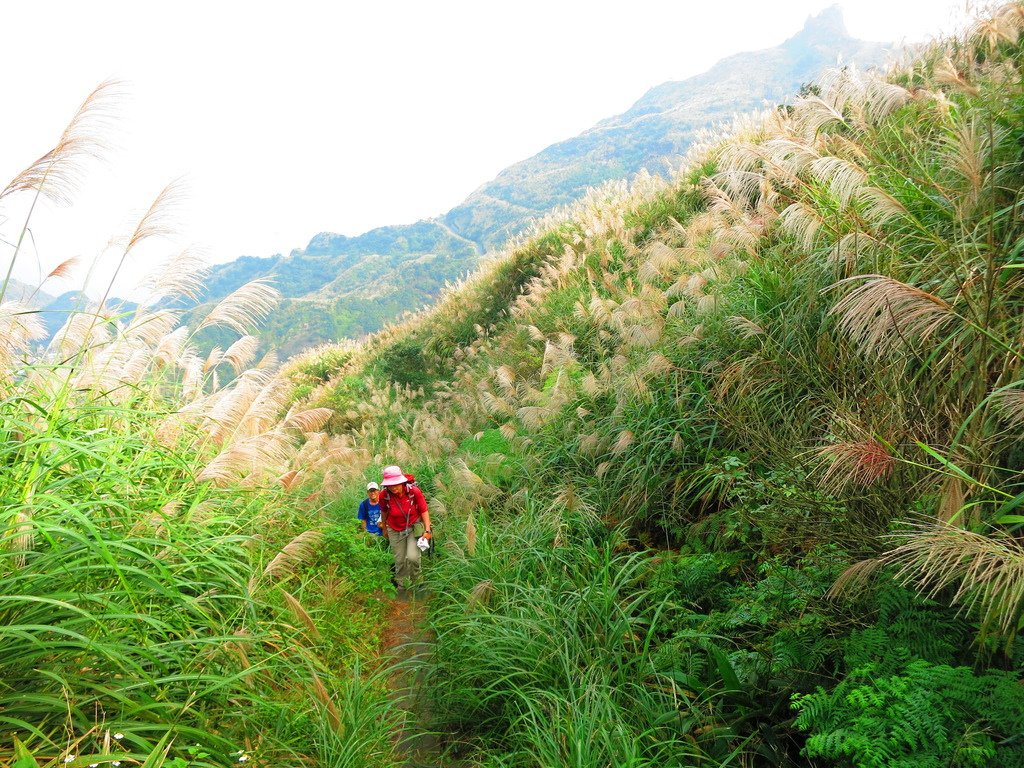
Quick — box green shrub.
[317,519,394,594]
[367,334,434,391]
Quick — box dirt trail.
[382,593,442,768]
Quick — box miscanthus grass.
[0,86,399,767]
[286,4,1024,764]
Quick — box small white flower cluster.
[83,731,126,767]
[232,749,251,763]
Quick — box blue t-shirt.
[357,498,383,536]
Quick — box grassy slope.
[294,6,1024,766]
[203,10,894,361]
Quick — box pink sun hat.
[380,465,409,486]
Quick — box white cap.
[366,482,380,491]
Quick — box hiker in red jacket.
[379,465,432,593]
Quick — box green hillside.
[200,7,895,359]
[288,5,1024,765]
[445,5,892,250]
[8,5,1024,768]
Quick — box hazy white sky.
[1,0,975,297]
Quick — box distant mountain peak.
[199,7,894,357]
[786,5,850,47]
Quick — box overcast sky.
[1,0,975,297]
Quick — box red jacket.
[380,484,427,532]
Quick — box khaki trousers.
[387,528,421,588]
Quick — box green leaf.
[914,442,976,483]
[994,491,1024,519]
[12,737,40,768]
[707,644,742,694]
[994,513,1024,525]
[140,732,174,768]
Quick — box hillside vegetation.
[0,87,400,767]
[199,8,893,359]
[292,5,1024,766]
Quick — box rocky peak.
[784,5,851,49]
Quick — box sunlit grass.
[0,91,401,766]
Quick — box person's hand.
[424,529,432,539]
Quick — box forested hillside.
[196,7,894,358]
[286,4,1024,765]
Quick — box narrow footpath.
[382,594,441,768]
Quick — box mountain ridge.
[197,6,896,356]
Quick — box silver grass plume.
[467,579,494,609]
[154,326,189,368]
[204,346,224,372]
[280,588,321,641]
[282,407,334,434]
[465,513,477,557]
[638,242,682,285]
[827,275,954,358]
[0,303,46,365]
[0,80,120,205]
[120,180,187,254]
[779,201,826,252]
[255,529,324,587]
[234,376,297,439]
[222,335,260,375]
[124,309,179,347]
[198,278,280,335]
[810,156,869,209]
[50,310,112,358]
[992,387,1024,430]
[815,438,896,494]
[138,248,210,308]
[857,187,907,227]
[792,95,848,138]
[932,56,979,96]
[863,75,912,124]
[942,116,1007,217]
[972,4,1024,53]
[883,521,1024,639]
[204,368,276,441]
[494,364,517,397]
[762,136,821,178]
[198,430,296,486]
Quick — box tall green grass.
[0,86,401,766]
[423,503,706,766]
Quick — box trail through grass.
[381,595,442,768]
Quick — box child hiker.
[357,482,384,537]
